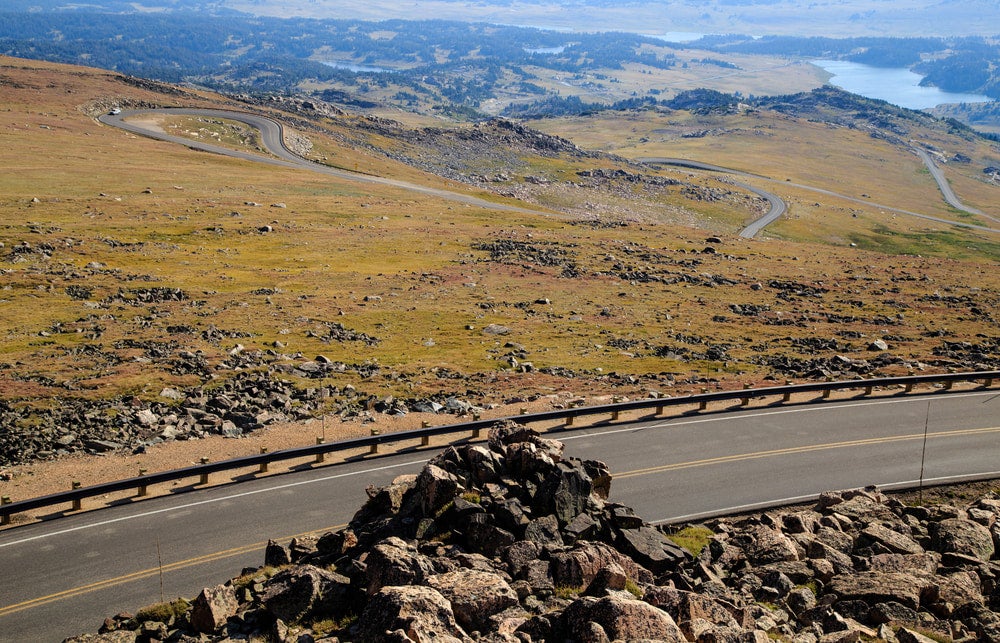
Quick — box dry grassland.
[0,57,997,486]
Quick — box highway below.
[2,390,998,641]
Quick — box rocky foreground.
[71,423,1000,642]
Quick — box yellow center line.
[5,426,999,618]
[615,426,1000,479]
[0,524,344,617]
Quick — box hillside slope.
[0,57,997,475]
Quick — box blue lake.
[323,61,393,73]
[813,59,993,110]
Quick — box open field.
[0,56,997,483]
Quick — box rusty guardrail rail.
[2,370,997,525]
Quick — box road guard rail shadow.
[3,370,997,525]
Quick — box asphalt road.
[2,390,997,642]
[99,109,553,217]
[637,157,787,238]
[913,148,985,216]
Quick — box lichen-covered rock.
[365,537,435,595]
[828,571,928,610]
[426,569,519,632]
[930,517,995,561]
[562,595,686,641]
[356,585,468,643]
[189,584,238,634]
[260,564,349,623]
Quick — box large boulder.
[738,524,800,564]
[425,569,519,632]
[260,564,350,623]
[828,572,929,610]
[930,518,995,561]
[355,585,468,643]
[365,537,435,595]
[562,595,686,641]
[615,525,690,574]
[550,541,652,590]
[189,584,238,634]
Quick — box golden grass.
[0,55,997,413]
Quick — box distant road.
[642,155,1000,236]
[913,148,988,218]
[638,157,786,238]
[100,108,552,217]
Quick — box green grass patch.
[669,525,714,557]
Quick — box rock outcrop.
[72,423,1000,642]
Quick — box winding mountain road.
[638,158,786,238]
[2,390,998,641]
[100,109,552,217]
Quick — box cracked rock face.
[73,425,1000,643]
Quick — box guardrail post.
[656,404,665,415]
[137,468,148,497]
[1,496,11,525]
[864,384,874,396]
[944,380,954,390]
[315,437,325,464]
[421,421,431,428]
[565,415,575,428]
[741,383,751,406]
[520,408,528,415]
[905,382,913,393]
[421,434,430,447]
[985,378,994,388]
[199,458,210,485]
[71,481,82,511]
[369,429,379,455]
[258,448,269,474]
[472,413,482,439]
[699,388,709,411]
[782,382,792,403]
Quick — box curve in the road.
[100,108,554,218]
[2,390,998,641]
[642,155,1000,236]
[638,157,786,238]
[912,147,998,226]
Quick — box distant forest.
[0,9,997,116]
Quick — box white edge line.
[0,459,427,549]
[651,470,1000,525]
[560,390,995,442]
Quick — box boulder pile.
[74,423,1000,642]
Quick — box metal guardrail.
[2,370,997,524]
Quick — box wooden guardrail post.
[905,382,914,393]
[369,429,380,455]
[315,437,325,464]
[565,415,575,428]
[782,382,792,403]
[611,398,621,421]
[985,377,994,388]
[944,380,954,390]
[699,388,709,411]
[741,383,752,406]
[199,458,210,485]
[520,408,528,415]
[71,481,82,511]
[258,448,269,474]
[472,413,482,439]
[137,468,148,497]
[864,383,874,396]
[1,496,11,525]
